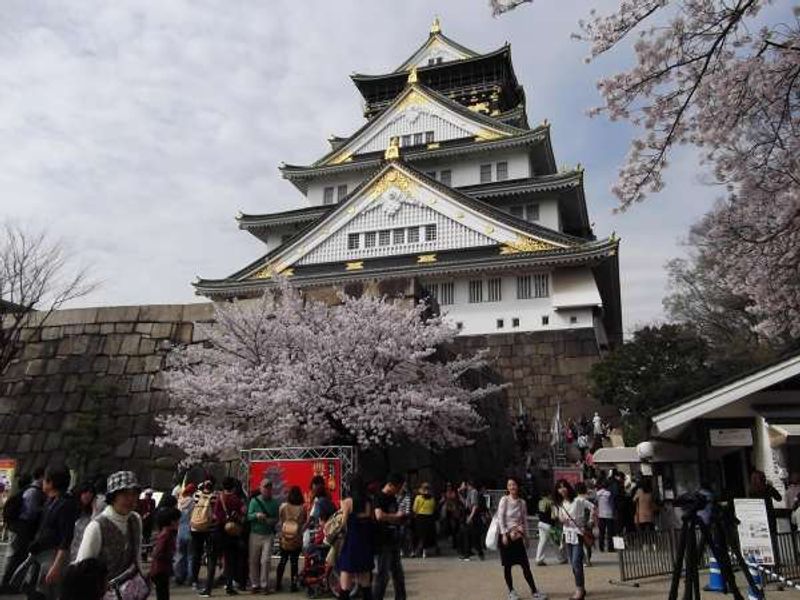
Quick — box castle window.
[323,187,335,205]
[428,58,435,66]
[436,57,443,64]
[480,164,492,183]
[402,134,411,147]
[425,171,437,179]
[364,232,376,248]
[337,184,348,201]
[428,283,439,302]
[512,318,520,328]
[487,278,502,302]
[379,230,391,246]
[425,131,434,144]
[407,226,420,243]
[440,170,452,186]
[456,322,464,331]
[497,319,504,329]
[496,161,509,181]
[424,224,437,241]
[570,315,578,324]
[517,274,549,299]
[440,281,455,305]
[526,203,540,221]
[468,280,484,303]
[414,132,424,146]
[533,273,549,297]
[516,275,532,300]
[510,205,524,219]
[347,233,360,250]
[393,228,405,245]
[542,315,549,326]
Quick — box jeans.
[173,533,193,583]
[203,532,238,593]
[152,572,170,600]
[372,544,406,600]
[276,548,300,589]
[598,518,615,552]
[189,530,211,586]
[459,519,484,558]
[567,542,585,588]
[536,522,565,563]
[248,533,275,589]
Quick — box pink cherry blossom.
[157,280,499,464]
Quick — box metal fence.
[617,528,708,582]
[774,531,800,580]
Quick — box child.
[150,507,181,600]
[60,558,108,600]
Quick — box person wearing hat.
[412,482,438,559]
[247,478,279,593]
[75,471,144,582]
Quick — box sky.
[0,0,724,333]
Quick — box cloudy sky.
[1,1,727,332]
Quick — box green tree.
[589,324,717,444]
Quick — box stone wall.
[454,327,602,422]
[0,303,214,488]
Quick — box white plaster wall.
[552,267,602,309]
[306,176,363,206]
[423,272,596,336]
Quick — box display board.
[734,498,775,565]
[249,458,342,507]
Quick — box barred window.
[378,230,391,246]
[468,280,484,303]
[526,203,540,221]
[337,185,348,201]
[496,161,509,181]
[414,132,424,145]
[407,226,420,243]
[440,281,454,305]
[425,171,437,179]
[424,224,437,241]
[516,275,532,300]
[364,231,376,248]
[533,273,549,297]
[510,205,524,219]
[480,164,492,183]
[401,134,411,147]
[487,278,502,302]
[393,228,405,245]
[427,283,439,303]
[347,233,360,250]
[517,274,549,299]
[440,170,452,186]
[323,187,334,205]
[425,131,434,144]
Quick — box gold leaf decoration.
[345,261,364,271]
[499,235,557,255]
[368,168,416,199]
[417,254,437,264]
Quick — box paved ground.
[7,549,760,599]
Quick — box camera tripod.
[668,506,761,600]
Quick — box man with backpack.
[189,479,217,592]
[1,468,46,593]
[199,477,245,597]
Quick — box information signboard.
[249,458,342,508]
[734,498,775,565]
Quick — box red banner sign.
[249,458,342,508]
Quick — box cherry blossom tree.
[497,0,800,337]
[157,280,498,464]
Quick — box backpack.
[280,505,303,552]
[190,492,215,532]
[2,491,24,532]
[323,509,346,545]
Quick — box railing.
[774,530,800,580]
[617,529,708,582]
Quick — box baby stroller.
[299,542,340,598]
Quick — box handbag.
[484,514,500,551]
[107,564,150,600]
[220,493,243,537]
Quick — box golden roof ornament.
[385,137,401,161]
[430,16,441,35]
[407,66,418,84]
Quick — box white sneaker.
[508,591,520,600]
[533,593,549,600]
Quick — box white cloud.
[0,0,718,331]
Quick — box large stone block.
[119,334,142,356]
[63,324,85,336]
[17,434,32,453]
[138,338,156,356]
[24,359,47,377]
[40,327,63,341]
[150,322,174,339]
[143,355,162,373]
[108,357,128,375]
[125,357,145,374]
[140,305,184,323]
[115,438,135,458]
[129,374,151,393]
[42,308,98,327]
[96,306,141,323]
